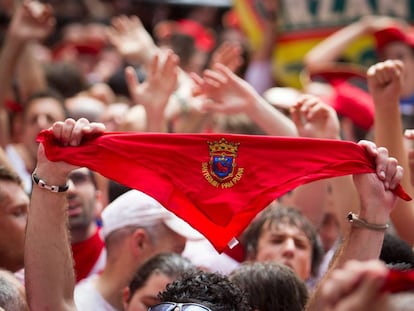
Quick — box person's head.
[242,205,323,280]
[44,61,88,98]
[23,89,68,160]
[65,94,106,122]
[101,190,202,264]
[154,270,251,311]
[0,269,28,311]
[380,231,414,270]
[0,166,28,272]
[374,25,414,98]
[66,168,102,241]
[123,253,197,311]
[212,113,266,135]
[229,261,308,311]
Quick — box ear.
[122,286,131,310]
[130,228,150,256]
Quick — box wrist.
[34,165,70,186]
[358,208,390,225]
[32,172,69,193]
[347,212,389,231]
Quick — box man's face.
[66,168,100,230]
[254,222,312,280]
[124,272,174,311]
[0,181,29,272]
[23,97,66,158]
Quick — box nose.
[281,238,296,257]
[34,114,50,130]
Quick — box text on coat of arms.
[201,138,244,188]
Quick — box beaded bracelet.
[32,172,69,193]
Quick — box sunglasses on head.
[148,302,212,311]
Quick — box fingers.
[51,118,106,147]
[358,141,403,189]
[293,94,333,119]
[211,42,243,72]
[375,147,389,181]
[367,60,403,86]
[358,140,379,158]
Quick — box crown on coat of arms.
[208,138,239,155]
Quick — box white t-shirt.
[5,145,32,193]
[74,275,117,311]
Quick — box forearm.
[16,43,47,102]
[304,20,369,72]
[0,34,25,111]
[145,103,169,133]
[306,222,385,311]
[374,97,414,245]
[248,96,298,136]
[25,168,76,311]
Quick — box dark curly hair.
[158,270,251,311]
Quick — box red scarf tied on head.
[37,131,411,252]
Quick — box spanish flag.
[37,131,411,252]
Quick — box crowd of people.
[1,0,414,310]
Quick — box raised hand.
[209,41,244,73]
[8,0,55,43]
[36,118,106,178]
[367,60,404,105]
[192,63,259,114]
[107,15,157,65]
[290,94,340,139]
[353,140,402,222]
[125,50,179,132]
[191,63,297,136]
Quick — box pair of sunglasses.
[148,302,212,311]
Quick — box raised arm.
[288,95,359,231]
[25,118,105,311]
[303,16,399,73]
[0,0,54,147]
[191,63,297,136]
[306,141,403,310]
[368,59,414,246]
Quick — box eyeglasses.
[148,302,212,311]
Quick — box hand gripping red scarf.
[37,131,411,252]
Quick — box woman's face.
[123,272,174,311]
